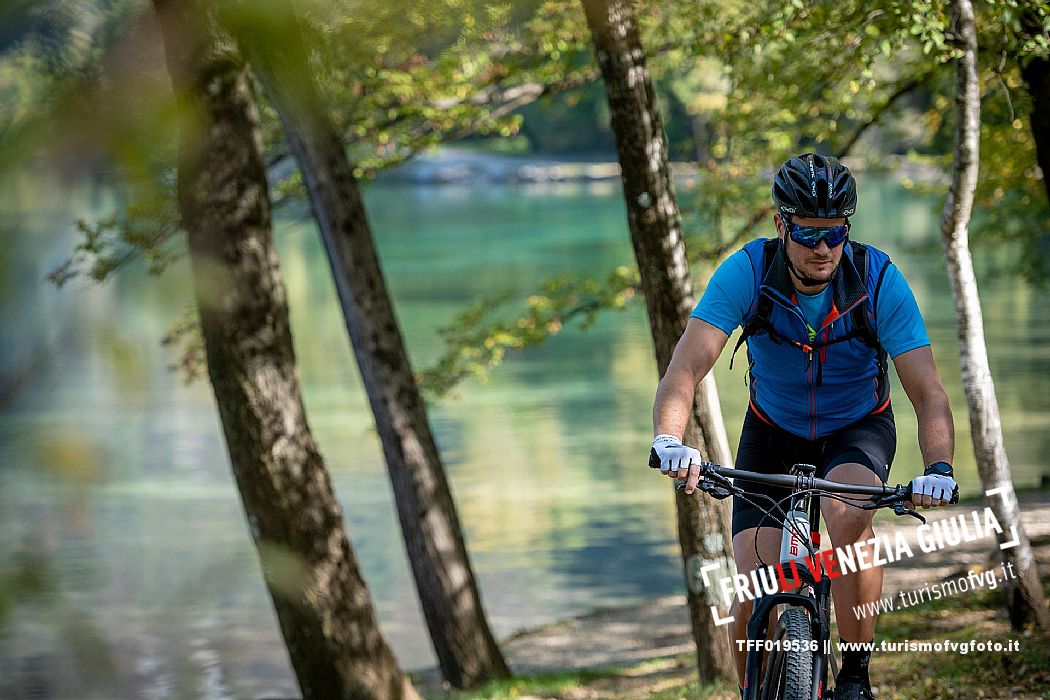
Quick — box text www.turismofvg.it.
[851,562,1018,620]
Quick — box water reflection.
[0,177,1047,697]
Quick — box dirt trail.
[495,492,1050,675]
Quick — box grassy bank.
[417,581,1050,700]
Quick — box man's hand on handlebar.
[911,470,961,510]
[649,435,704,493]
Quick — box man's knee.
[823,462,879,543]
[824,500,875,542]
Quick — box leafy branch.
[45,182,183,288]
[417,266,639,399]
[161,308,206,384]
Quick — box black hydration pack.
[729,238,889,389]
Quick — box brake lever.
[700,477,735,499]
[676,478,736,499]
[675,464,738,499]
[891,501,926,524]
[868,488,927,525]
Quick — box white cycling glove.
[650,434,702,475]
[910,462,958,503]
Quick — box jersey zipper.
[762,289,820,438]
[805,323,818,438]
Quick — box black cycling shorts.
[731,404,896,535]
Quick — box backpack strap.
[847,241,892,409]
[847,241,880,350]
[729,239,784,369]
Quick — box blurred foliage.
[4,0,1050,395]
[0,1,155,156]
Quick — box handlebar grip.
[648,447,661,470]
[949,485,960,505]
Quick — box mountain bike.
[681,461,958,700]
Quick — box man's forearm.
[651,319,727,441]
[915,391,955,467]
[652,370,699,439]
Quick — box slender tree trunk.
[942,0,1050,631]
[225,2,510,688]
[581,0,736,681]
[1021,9,1050,206]
[152,3,422,698]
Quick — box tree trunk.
[941,0,1050,631]
[580,0,736,681]
[226,2,511,688]
[1021,9,1050,206]
[151,2,422,698]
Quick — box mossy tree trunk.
[581,0,736,682]
[152,1,422,696]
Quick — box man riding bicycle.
[650,154,958,700]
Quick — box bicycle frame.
[741,464,832,700]
[687,461,927,700]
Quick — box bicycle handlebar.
[678,462,959,524]
[705,464,895,497]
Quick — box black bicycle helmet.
[772,153,857,219]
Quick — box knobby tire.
[760,606,815,700]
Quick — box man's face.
[775,213,847,287]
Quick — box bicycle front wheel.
[760,607,815,700]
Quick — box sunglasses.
[786,220,850,248]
